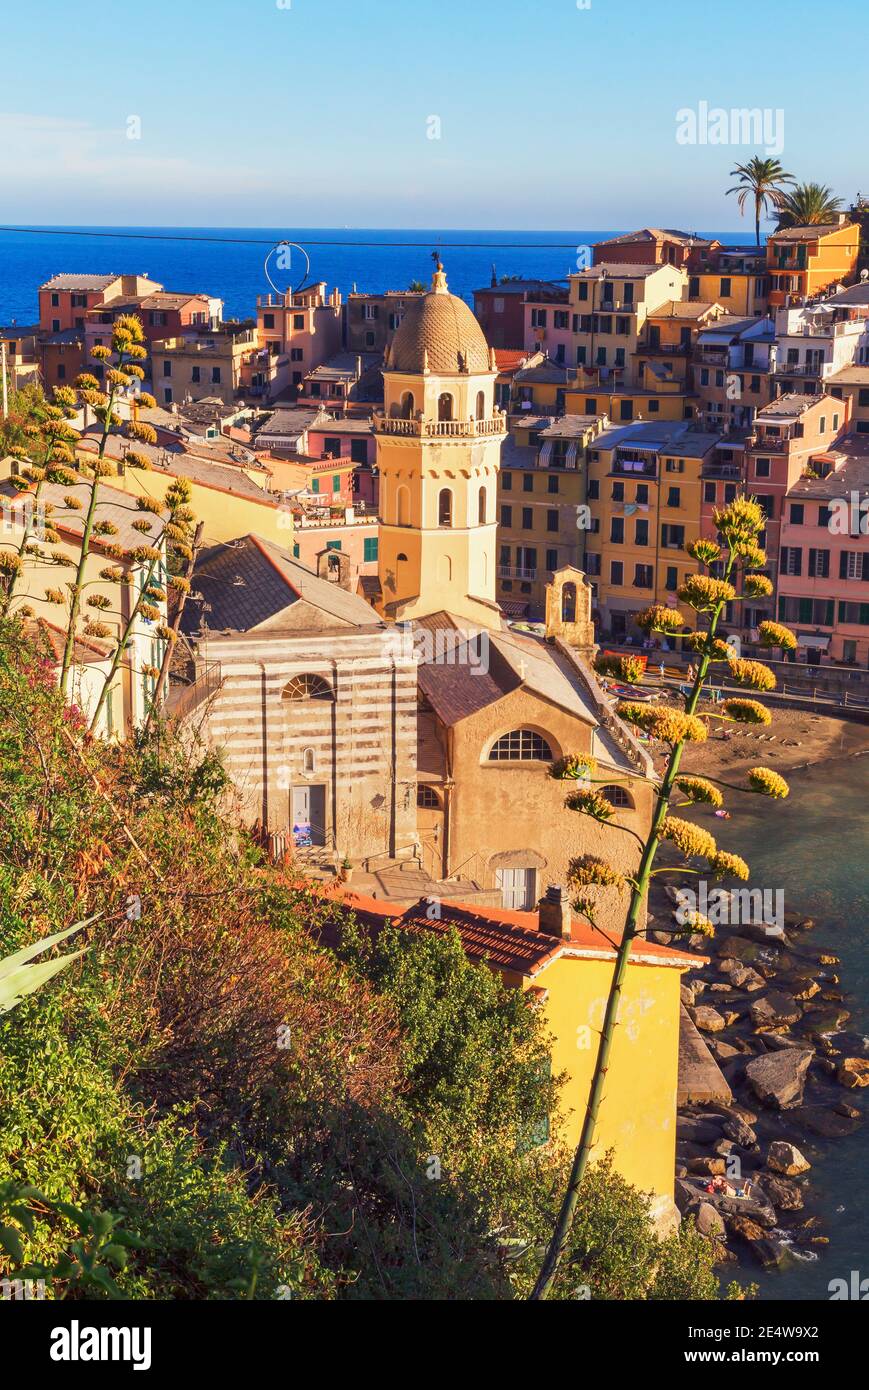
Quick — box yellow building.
[767,221,860,307]
[496,415,605,617]
[374,261,507,627]
[583,420,720,637]
[562,263,689,388]
[328,885,699,1229]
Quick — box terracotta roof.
[595,228,708,249]
[388,269,491,374]
[320,888,702,976]
[40,273,118,292]
[769,223,852,242]
[494,349,531,372]
[646,301,721,320]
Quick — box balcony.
[702,462,743,480]
[498,565,537,581]
[374,412,507,438]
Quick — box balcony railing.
[374,413,507,438]
[498,565,537,581]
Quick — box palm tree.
[726,157,794,245]
[776,182,844,228]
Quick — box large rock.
[696,1202,726,1238]
[744,1048,813,1109]
[763,1175,804,1211]
[691,1005,727,1033]
[722,1115,757,1147]
[837,1057,869,1089]
[750,991,803,1031]
[777,971,821,1002]
[716,935,763,963]
[767,1141,811,1176]
[718,959,766,992]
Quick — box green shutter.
[311,477,320,493]
[326,539,341,552]
[332,475,341,492]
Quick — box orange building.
[766,221,859,308]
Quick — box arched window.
[282,674,334,702]
[438,488,453,527]
[438,392,454,422]
[400,390,414,419]
[561,581,577,623]
[397,552,408,562]
[417,785,441,809]
[601,784,632,808]
[488,729,554,762]
[478,486,487,524]
[476,390,486,420]
[302,747,316,774]
[396,484,410,526]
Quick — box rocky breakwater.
[661,888,867,1270]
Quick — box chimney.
[538,885,572,939]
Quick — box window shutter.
[840,551,849,580]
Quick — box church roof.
[387,263,492,375]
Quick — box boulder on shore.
[690,1004,727,1033]
[766,1140,811,1176]
[750,992,803,1031]
[763,1174,804,1211]
[744,1047,813,1109]
[837,1057,869,1089]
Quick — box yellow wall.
[524,953,683,1200]
[107,465,296,550]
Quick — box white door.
[496,867,535,910]
[292,785,326,847]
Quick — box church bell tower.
[374,261,506,629]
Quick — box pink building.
[778,436,869,665]
[256,282,343,398]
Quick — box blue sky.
[1,0,865,229]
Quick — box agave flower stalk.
[59,316,156,690]
[531,497,794,1300]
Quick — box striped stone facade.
[190,629,418,863]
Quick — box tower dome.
[387,262,492,374]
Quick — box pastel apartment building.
[766,220,860,308]
[593,227,713,270]
[497,414,605,618]
[582,420,721,637]
[694,315,776,436]
[687,244,770,318]
[777,436,869,664]
[345,290,422,355]
[474,279,567,351]
[256,282,343,397]
[771,284,869,396]
[527,263,690,388]
[38,272,163,334]
[722,393,850,646]
[150,324,259,407]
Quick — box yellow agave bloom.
[678,575,736,610]
[684,632,736,660]
[85,620,112,639]
[137,392,157,410]
[87,594,112,611]
[679,911,715,937]
[565,788,616,821]
[125,451,153,471]
[676,776,723,808]
[722,698,772,726]
[747,766,790,799]
[713,495,765,537]
[686,538,721,565]
[617,702,708,744]
[708,850,750,881]
[727,657,776,692]
[550,753,597,781]
[126,422,158,446]
[743,573,773,598]
[634,603,685,634]
[660,816,718,860]
[568,856,627,890]
[758,619,798,652]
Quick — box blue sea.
[0,226,752,327]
